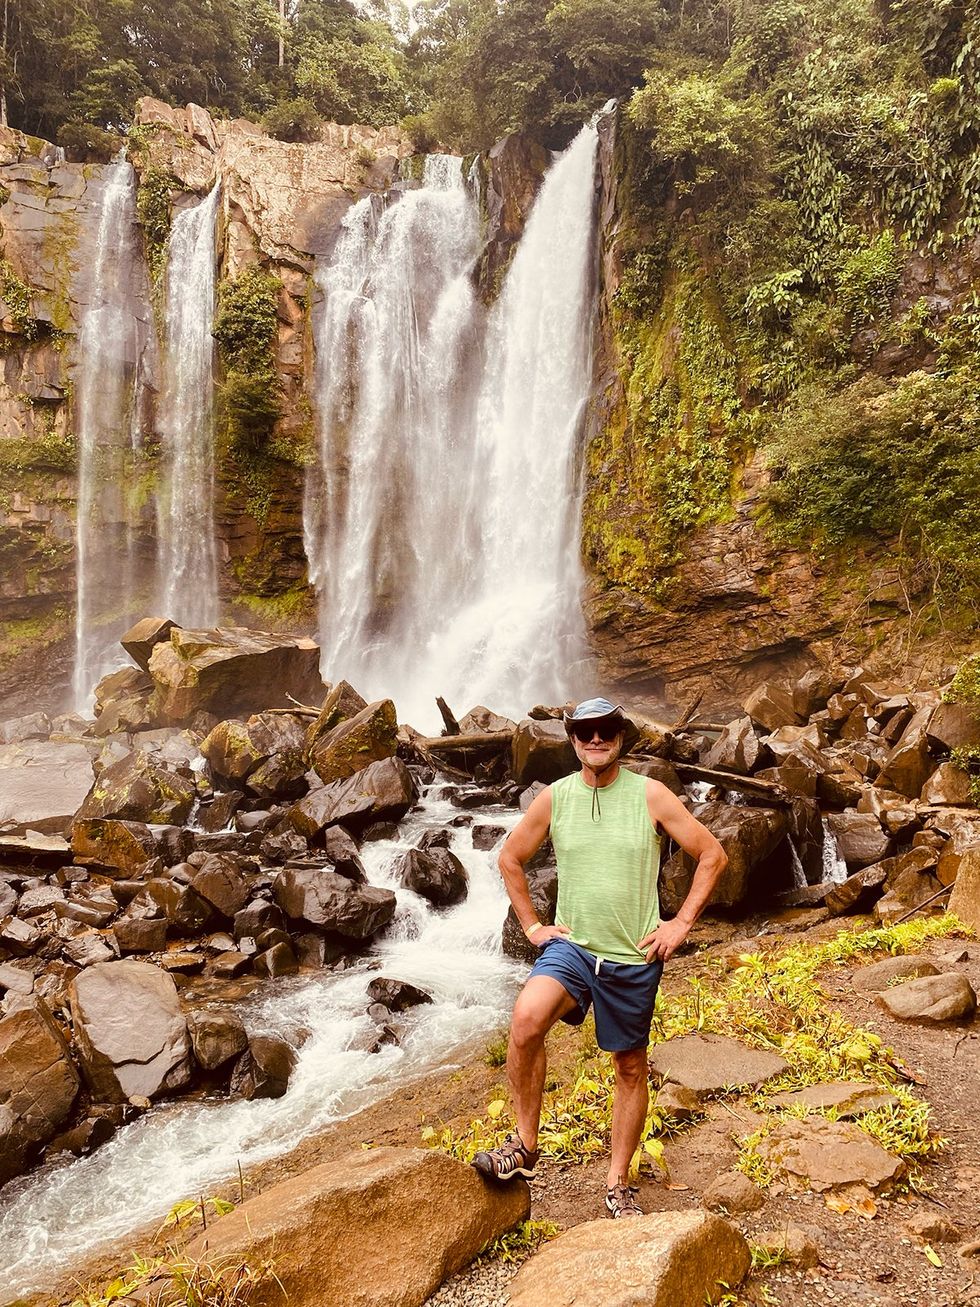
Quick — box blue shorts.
[528,937,664,1053]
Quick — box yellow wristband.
[525,922,544,939]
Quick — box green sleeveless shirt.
[550,767,662,965]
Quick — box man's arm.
[638,780,727,962]
[498,788,570,945]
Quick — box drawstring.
[591,781,601,822]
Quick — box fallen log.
[436,697,461,736]
[673,762,792,805]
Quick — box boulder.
[507,1210,749,1307]
[0,739,94,835]
[661,802,789,912]
[627,758,683,794]
[472,823,506,851]
[274,867,396,938]
[184,1146,530,1307]
[751,1224,819,1269]
[120,617,178,671]
[824,863,888,916]
[366,978,433,1012]
[0,998,79,1186]
[309,699,398,785]
[394,846,468,907]
[70,819,158,875]
[926,700,980,752]
[148,626,324,725]
[648,1034,788,1095]
[141,878,213,934]
[702,1171,765,1214]
[768,1081,900,1116]
[190,854,249,919]
[878,973,976,1023]
[875,706,933,798]
[791,668,839,719]
[938,819,980,886]
[305,680,368,754]
[201,712,309,784]
[824,811,891,869]
[247,749,308,802]
[94,666,153,714]
[949,847,980,931]
[503,863,557,964]
[756,1116,904,1190]
[511,719,577,786]
[921,763,974,806]
[852,955,940,992]
[703,718,761,775]
[289,756,417,838]
[74,751,196,826]
[458,706,517,733]
[229,1034,296,1100]
[742,682,801,733]
[70,960,191,1102]
[0,712,51,745]
[111,916,167,954]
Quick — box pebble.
[422,1254,521,1307]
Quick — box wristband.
[524,921,544,939]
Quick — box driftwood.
[673,762,792,805]
[674,721,729,735]
[672,692,704,731]
[436,696,461,736]
[894,883,953,924]
[417,730,513,759]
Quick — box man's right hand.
[529,924,571,945]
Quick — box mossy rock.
[309,699,398,785]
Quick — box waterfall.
[306,130,599,730]
[157,184,221,627]
[71,159,151,708]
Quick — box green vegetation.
[136,168,179,284]
[69,1250,276,1307]
[0,426,76,474]
[213,264,283,455]
[0,259,42,341]
[944,654,980,704]
[261,97,322,143]
[478,1219,561,1264]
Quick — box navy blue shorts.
[527,937,664,1053]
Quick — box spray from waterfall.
[71,157,152,709]
[157,183,221,627]
[306,130,600,729]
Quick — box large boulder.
[305,679,368,754]
[875,706,933,798]
[878,973,976,1023]
[289,756,417,838]
[926,699,980,752]
[184,1146,529,1307]
[190,853,249,919]
[507,1210,750,1307]
[186,1009,248,1071]
[201,712,308,784]
[148,626,324,725]
[74,751,196,825]
[70,819,159,875]
[503,863,558,963]
[824,810,891,869]
[309,699,398,785]
[703,718,762,775]
[661,802,789,912]
[0,998,79,1186]
[949,847,980,931]
[511,719,577,786]
[70,960,191,1102]
[394,846,468,907]
[742,682,801,733]
[229,1034,296,1100]
[274,868,396,938]
[0,739,95,836]
[648,1034,788,1095]
[756,1116,904,1191]
[921,763,974,806]
[120,617,177,671]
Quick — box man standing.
[473,698,727,1217]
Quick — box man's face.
[570,722,625,772]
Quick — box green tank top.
[550,766,662,965]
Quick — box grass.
[476,1219,561,1264]
[69,1250,279,1307]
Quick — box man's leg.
[606,1046,649,1187]
[508,975,579,1149]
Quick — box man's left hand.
[638,918,691,963]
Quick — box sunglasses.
[569,718,624,743]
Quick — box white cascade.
[71,158,151,708]
[157,183,221,627]
[0,790,523,1296]
[821,817,850,884]
[306,128,600,731]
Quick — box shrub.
[261,97,322,143]
[56,120,121,163]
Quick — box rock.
[824,811,891,869]
[792,668,839,719]
[472,824,506,851]
[702,1171,765,1214]
[905,1212,964,1244]
[142,879,213,934]
[648,1034,788,1095]
[186,1008,248,1071]
[274,867,396,938]
[510,719,577,786]
[878,972,976,1023]
[653,1083,702,1120]
[825,863,889,915]
[949,847,980,930]
[305,680,368,754]
[190,854,249,919]
[926,700,980,752]
[0,963,35,996]
[394,846,468,907]
[0,711,51,744]
[458,706,517,733]
[768,1081,900,1116]
[63,931,116,968]
[508,1210,750,1307]
[70,960,191,1102]
[184,1146,529,1307]
[0,739,94,835]
[234,900,285,939]
[703,717,762,775]
[288,756,417,838]
[661,802,789,912]
[875,706,932,798]
[259,822,308,863]
[756,1117,903,1190]
[212,951,252,978]
[46,1114,117,1159]
[148,626,324,725]
[627,758,684,793]
[70,819,159,875]
[938,818,980,886]
[247,749,308,802]
[201,711,308,784]
[366,978,433,1012]
[751,1223,820,1269]
[252,942,298,978]
[196,790,243,833]
[0,998,79,1185]
[743,682,801,733]
[852,955,940,992]
[921,762,974,806]
[17,884,64,916]
[309,699,398,785]
[229,1034,295,1100]
[120,617,177,671]
[503,863,558,964]
[111,916,167,954]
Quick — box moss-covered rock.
[309,699,398,785]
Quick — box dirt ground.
[45,910,980,1307]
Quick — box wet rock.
[186,1008,248,1071]
[70,819,160,875]
[252,941,298,978]
[0,739,94,835]
[148,626,324,726]
[756,1116,904,1190]
[648,1034,788,1094]
[305,680,368,755]
[366,977,433,1011]
[190,854,249,919]
[825,863,889,915]
[702,1171,765,1214]
[274,867,396,938]
[111,916,167,954]
[394,846,468,907]
[508,1209,750,1307]
[852,954,940,992]
[120,616,177,671]
[234,900,285,940]
[0,997,79,1185]
[949,847,980,931]
[875,706,933,798]
[294,931,348,969]
[878,972,976,1023]
[703,717,762,775]
[926,700,980,752]
[309,698,398,785]
[768,1081,900,1116]
[202,711,308,786]
[628,758,684,793]
[472,823,506,851]
[824,811,891,869]
[247,749,308,802]
[184,1146,530,1307]
[229,1033,295,1100]
[921,762,974,806]
[212,951,252,978]
[259,822,308,863]
[503,863,558,964]
[46,1114,117,1160]
[511,719,577,786]
[75,751,196,825]
[195,790,243,833]
[288,756,417,838]
[743,682,801,733]
[142,879,213,934]
[661,802,790,912]
[70,959,191,1102]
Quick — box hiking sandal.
[472,1133,539,1181]
[605,1182,642,1217]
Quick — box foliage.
[484,1032,509,1067]
[261,96,322,142]
[0,428,76,475]
[296,29,417,127]
[943,654,980,704]
[213,265,283,454]
[477,1218,560,1264]
[0,260,41,340]
[69,1248,278,1307]
[136,168,178,284]
[56,120,122,162]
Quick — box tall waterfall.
[71,159,151,708]
[157,184,221,627]
[306,131,599,729]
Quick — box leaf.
[211,1197,236,1216]
[487,1099,506,1120]
[923,1244,943,1267]
[643,1138,664,1159]
[825,1192,852,1214]
[420,1125,436,1141]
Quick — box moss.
[234,584,313,624]
[944,655,980,704]
[135,167,178,284]
[0,427,76,474]
[0,259,42,340]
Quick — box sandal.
[472,1132,539,1181]
[605,1181,642,1217]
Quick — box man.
[473,698,727,1217]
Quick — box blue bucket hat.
[562,697,632,733]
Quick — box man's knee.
[509,996,554,1049]
[612,1048,648,1088]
